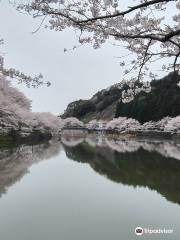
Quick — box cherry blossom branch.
[173,50,180,72]
[109,29,180,44]
[137,39,152,81]
[75,0,175,23]
[33,0,175,25]
[15,0,180,88]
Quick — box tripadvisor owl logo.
[135,227,144,236]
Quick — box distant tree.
[141,117,172,131]
[0,74,62,132]
[62,117,84,128]
[165,116,180,132]
[17,0,180,83]
[86,119,99,129]
[106,117,140,131]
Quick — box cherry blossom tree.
[0,74,32,130]
[0,74,62,133]
[164,116,180,132]
[0,75,31,112]
[106,117,141,131]
[31,112,63,131]
[16,0,180,83]
[86,120,99,129]
[141,116,172,131]
[62,117,84,128]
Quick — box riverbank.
[1,127,180,149]
[60,128,180,141]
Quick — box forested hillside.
[62,73,180,123]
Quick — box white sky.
[0,2,124,114]
[0,1,173,114]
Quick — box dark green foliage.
[61,85,123,121]
[116,73,180,123]
[62,100,95,119]
[74,100,95,118]
[62,73,180,123]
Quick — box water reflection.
[1,135,180,206]
[0,135,180,240]
[61,135,180,205]
[0,139,61,197]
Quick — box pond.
[0,134,180,240]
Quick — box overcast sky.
[0,1,172,115]
[0,2,126,114]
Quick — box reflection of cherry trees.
[61,134,180,161]
[0,139,62,197]
[1,134,180,206]
[105,138,180,160]
[61,135,84,147]
[62,136,180,204]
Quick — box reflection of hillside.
[62,136,180,205]
[0,139,61,197]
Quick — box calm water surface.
[0,135,180,240]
